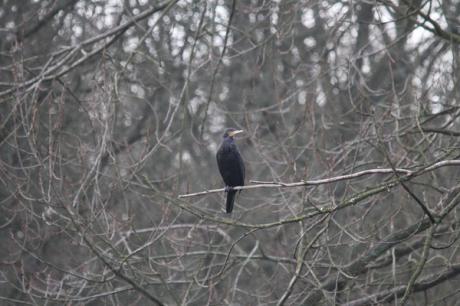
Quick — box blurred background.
[1,0,460,305]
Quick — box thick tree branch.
[304,217,432,304]
[422,128,460,137]
[343,263,460,306]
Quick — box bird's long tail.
[226,190,237,213]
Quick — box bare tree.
[1,0,460,305]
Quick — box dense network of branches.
[1,0,460,305]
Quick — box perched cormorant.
[216,128,245,213]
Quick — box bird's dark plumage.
[216,128,245,213]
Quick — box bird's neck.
[223,137,234,144]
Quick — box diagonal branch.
[305,217,432,304]
[178,160,460,198]
[0,0,178,98]
[399,226,434,305]
[344,262,460,306]
[382,150,436,224]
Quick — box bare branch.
[178,160,460,198]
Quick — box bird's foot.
[224,186,233,192]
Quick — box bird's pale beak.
[228,130,244,137]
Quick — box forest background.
[1,0,460,305]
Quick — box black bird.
[216,128,245,213]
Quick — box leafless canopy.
[1,0,460,305]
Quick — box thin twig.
[199,0,237,138]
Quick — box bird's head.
[223,128,244,139]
